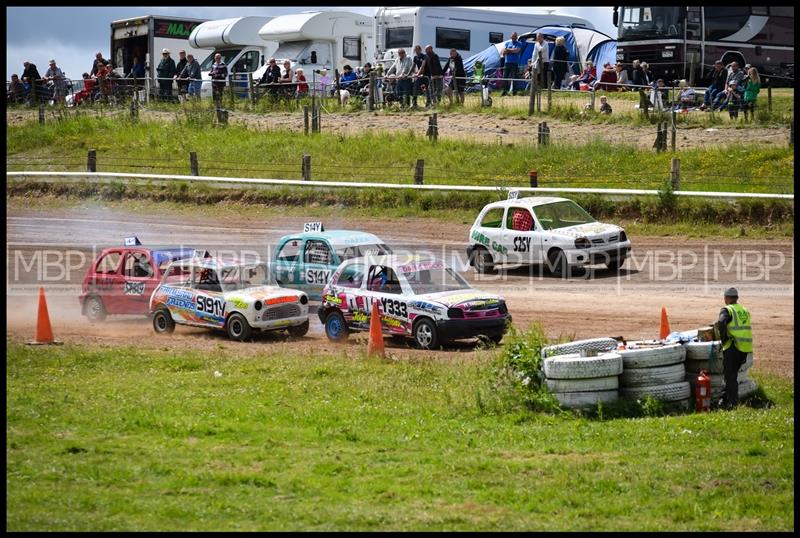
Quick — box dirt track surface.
[7,207,794,377]
[7,108,791,150]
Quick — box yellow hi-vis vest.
[723,303,753,353]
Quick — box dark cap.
[723,287,739,298]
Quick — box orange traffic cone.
[28,287,61,345]
[659,306,671,340]
[366,301,385,358]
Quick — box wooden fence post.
[414,159,424,185]
[528,78,536,116]
[130,98,138,119]
[671,157,680,190]
[541,122,550,146]
[190,152,199,176]
[304,105,310,135]
[589,90,596,110]
[431,113,438,142]
[87,149,96,172]
[38,104,45,125]
[302,154,311,181]
[315,103,321,133]
[767,84,772,113]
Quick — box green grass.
[6,341,794,531]
[5,115,794,194]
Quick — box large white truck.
[188,16,279,99]
[257,11,374,80]
[110,15,210,83]
[374,7,594,66]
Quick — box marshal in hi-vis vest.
[723,303,753,353]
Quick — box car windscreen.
[219,263,277,292]
[401,262,471,295]
[532,201,596,231]
[335,243,393,261]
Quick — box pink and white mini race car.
[318,254,512,349]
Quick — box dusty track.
[7,206,794,377]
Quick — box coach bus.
[613,6,794,85]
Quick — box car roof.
[280,230,384,247]
[340,253,441,268]
[171,256,263,270]
[493,196,570,208]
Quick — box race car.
[272,222,392,300]
[466,196,632,276]
[79,236,196,322]
[150,256,309,341]
[318,254,511,349]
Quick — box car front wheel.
[288,319,310,337]
[547,248,569,278]
[606,256,626,271]
[226,312,252,341]
[324,310,349,342]
[413,318,439,350]
[472,247,496,274]
[152,308,175,334]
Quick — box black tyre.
[547,248,569,278]
[472,247,496,274]
[488,332,504,345]
[606,256,626,271]
[287,319,309,337]
[324,310,349,342]
[85,296,107,322]
[413,318,439,350]
[226,312,252,341]
[152,308,175,334]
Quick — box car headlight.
[254,300,262,311]
[619,230,627,242]
[447,307,464,319]
[662,50,674,58]
[300,295,308,305]
[574,237,591,249]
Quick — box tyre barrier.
[684,352,753,375]
[545,375,619,393]
[543,352,623,380]
[687,371,756,400]
[620,381,691,402]
[617,342,686,368]
[619,362,686,388]
[541,337,620,359]
[685,340,722,362]
[552,389,619,408]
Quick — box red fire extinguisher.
[695,369,711,412]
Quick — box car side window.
[367,265,402,295]
[505,207,535,231]
[533,205,554,230]
[304,240,332,265]
[193,268,222,293]
[123,252,153,278]
[480,207,505,228]
[277,239,301,262]
[335,264,365,289]
[96,251,122,274]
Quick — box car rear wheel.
[547,248,569,278]
[152,308,175,334]
[324,310,349,342]
[413,318,439,350]
[85,296,107,322]
[226,312,252,341]
[472,247,496,274]
[287,319,309,337]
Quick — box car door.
[501,205,543,265]
[189,266,226,328]
[273,237,302,287]
[119,249,156,314]
[301,239,334,298]
[91,250,124,314]
[471,206,507,262]
[364,264,409,334]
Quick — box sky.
[6,6,615,81]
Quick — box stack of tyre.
[684,341,757,400]
[617,341,691,408]
[541,338,623,409]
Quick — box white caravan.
[188,17,278,99]
[257,11,374,80]
[374,7,594,66]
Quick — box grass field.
[6,341,794,531]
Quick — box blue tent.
[463,25,616,88]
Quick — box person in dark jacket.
[552,36,569,89]
[173,50,188,99]
[22,61,43,104]
[90,52,106,76]
[411,44,426,107]
[209,52,228,105]
[701,60,727,109]
[130,56,146,79]
[179,53,202,99]
[631,59,645,88]
[258,57,282,97]
[416,44,443,107]
[442,48,465,105]
[156,48,176,101]
[713,287,752,409]
[7,74,25,104]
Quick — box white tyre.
[543,352,623,380]
[685,340,722,362]
[553,390,619,409]
[620,363,686,388]
[685,353,753,375]
[542,337,620,358]
[546,375,619,393]
[618,342,685,368]
[620,381,691,402]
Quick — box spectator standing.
[441,48,465,105]
[317,68,332,96]
[209,52,228,105]
[531,33,549,88]
[418,44,443,107]
[339,64,358,92]
[156,48,176,101]
[551,36,569,89]
[91,52,106,76]
[174,50,188,99]
[650,78,668,110]
[641,62,653,85]
[742,66,760,121]
[701,60,727,110]
[411,44,426,107]
[501,32,523,96]
[385,48,414,108]
[295,68,308,99]
[7,74,25,104]
[259,57,282,97]
[44,59,68,104]
[131,56,146,80]
[614,62,629,90]
[22,61,43,104]
[631,59,645,88]
[180,53,202,100]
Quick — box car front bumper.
[436,314,512,342]
[567,243,631,266]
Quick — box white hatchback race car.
[466,196,632,275]
[150,257,309,341]
[318,254,512,349]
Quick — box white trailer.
[374,7,594,66]
[188,16,278,99]
[110,15,209,83]
[257,11,374,80]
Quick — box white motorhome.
[188,16,278,99]
[374,7,594,65]
[110,15,209,83]
[257,11,374,81]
